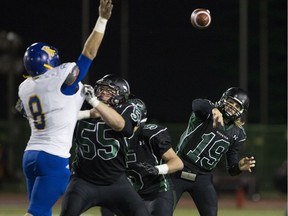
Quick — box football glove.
[82,84,100,107]
[15,98,27,118]
[136,162,159,175]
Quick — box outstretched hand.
[239,156,256,172]
[99,0,113,20]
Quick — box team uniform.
[18,2,113,215]
[19,42,93,216]
[19,63,84,157]
[60,101,150,216]
[126,123,175,216]
[172,98,247,216]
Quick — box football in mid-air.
[190,8,211,29]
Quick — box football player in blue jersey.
[100,97,184,216]
[171,87,256,216]
[17,1,114,216]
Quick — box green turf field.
[0,206,286,216]
[0,192,286,216]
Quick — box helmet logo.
[131,104,142,124]
[41,46,57,57]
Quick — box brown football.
[190,8,211,29]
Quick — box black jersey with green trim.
[126,123,173,199]
[72,101,140,185]
[176,99,246,174]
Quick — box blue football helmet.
[23,42,60,77]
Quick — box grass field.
[0,206,286,216]
[0,192,286,216]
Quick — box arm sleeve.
[192,99,215,119]
[226,129,247,176]
[155,130,172,157]
[148,126,172,158]
[61,54,92,95]
[116,105,138,137]
[228,164,242,176]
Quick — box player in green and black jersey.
[60,75,150,216]
[101,98,183,216]
[172,87,256,216]
[126,98,183,216]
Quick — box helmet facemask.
[216,87,249,122]
[94,74,130,106]
[221,97,243,121]
[95,85,120,105]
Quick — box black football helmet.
[216,87,249,121]
[128,96,147,123]
[94,74,130,106]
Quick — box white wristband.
[155,164,169,175]
[89,97,100,108]
[94,16,108,33]
[77,110,91,120]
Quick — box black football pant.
[172,171,218,216]
[143,190,174,216]
[60,174,150,216]
[101,190,174,216]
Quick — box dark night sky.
[0,0,286,124]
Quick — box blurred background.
[0,0,286,203]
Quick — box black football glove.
[15,98,27,118]
[136,162,159,175]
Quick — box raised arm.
[82,0,113,60]
[62,0,114,95]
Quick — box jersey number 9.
[29,95,46,130]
